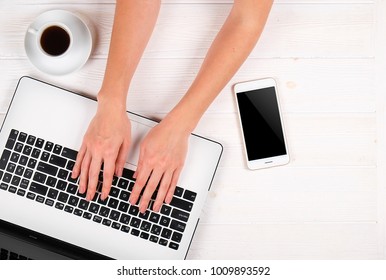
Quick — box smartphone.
[234,78,289,170]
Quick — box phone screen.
[236,86,287,161]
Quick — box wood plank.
[0,58,375,114]
[202,166,377,224]
[0,3,375,58]
[187,223,379,259]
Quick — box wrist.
[97,90,127,113]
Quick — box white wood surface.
[0,0,384,260]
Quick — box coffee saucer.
[25,10,93,76]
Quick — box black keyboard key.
[29,182,48,196]
[41,152,50,162]
[61,148,78,160]
[149,212,160,224]
[74,209,83,217]
[119,190,130,201]
[58,192,69,203]
[83,212,92,220]
[99,206,110,217]
[140,221,151,232]
[140,232,149,240]
[93,215,102,224]
[10,153,19,163]
[64,205,74,213]
[149,235,159,243]
[31,148,41,159]
[37,162,58,177]
[27,158,37,169]
[55,202,64,210]
[58,169,69,180]
[22,145,32,156]
[53,144,62,155]
[36,195,45,203]
[122,168,134,180]
[56,180,67,191]
[35,138,44,148]
[6,163,16,173]
[174,187,184,197]
[120,214,131,225]
[0,170,3,180]
[17,189,26,197]
[11,176,21,187]
[66,184,78,194]
[44,141,53,152]
[5,138,15,150]
[109,210,120,221]
[47,189,59,200]
[0,149,11,170]
[112,222,120,230]
[18,132,27,142]
[131,228,140,236]
[160,216,171,227]
[169,242,179,250]
[170,219,186,233]
[68,195,79,207]
[26,135,36,146]
[66,160,75,171]
[169,197,193,212]
[108,198,119,209]
[78,199,90,210]
[19,155,28,166]
[117,178,129,189]
[171,231,183,243]
[118,201,129,213]
[171,208,190,222]
[128,205,139,216]
[46,176,57,187]
[121,225,130,233]
[89,203,100,214]
[139,210,150,220]
[26,192,35,200]
[8,186,17,194]
[33,172,46,184]
[183,189,197,202]
[9,129,19,139]
[130,217,141,228]
[109,187,120,198]
[102,219,111,227]
[19,179,29,189]
[49,155,67,168]
[151,225,162,236]
[3,173,11,183]
[160,205,172,216]
[97,195,108,205]
[15,165,24,176]
[14,143,23,153]
[45,199,54,207]
[161,228,172,239]
[23,169,33,179]
[159,239,168,246]
[128,181,135,192]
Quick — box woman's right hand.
[71,95,131,201]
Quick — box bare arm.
[131,0,274,213]
[72,0,161,201]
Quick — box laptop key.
[159,238,168,246]
[45,199,54,207]
[130,217,141,228]
[49,154,67,168]
[26,192,35,200]
[74,209,83,217]
[112,222,120,230]
[78,199,89,210]
[170,219,186,233]
[57,192,69,203]
[18,132,27,142]
[171,208,190,222]
[83,212,92,220]
[55,202,64,210]
[64,205,73,214]
[17,189,26,197]
[29,182,48,196]
[47,189,59,199]
[0,149,11,170]
[5,138,15,150]
[169,196,193,212]
[131,229,140,236]
[20,179,29,190]
[102,218,111,227]
[89,203,100,214]
[183,190,197,202]
[171,231,183,243]
[93,215,102,223]
[169,242,179,250]
[121,225,130,233]
[140,232,149,240]
[37,162,58,176]
[8,186,17,194]
[149,235,159,243]
[61,147,78,161]
[160,205,172,216]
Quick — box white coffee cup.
[25,10,93,76]
[27,22,73,58]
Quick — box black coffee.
[40,25,70,56]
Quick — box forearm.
[165,0,273,132]
[99,0,161,105]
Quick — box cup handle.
[27,28,38,35]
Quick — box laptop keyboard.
[0,129,197,251]
[0,248,32,260]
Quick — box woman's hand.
[72,96,131,201]
[129,118,190,213]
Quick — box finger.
[78,151,91,194]
[152,171,172,212]
[165,167,182,204]
[129,163,152,206]
[101,158,115,200]
[86,156,102,201]
[115,139,130,177]
[138,169,163,213]
[72,143,86,178]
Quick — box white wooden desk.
[1,0,385,259]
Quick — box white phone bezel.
[234,78,290,170]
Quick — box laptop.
[0,76,222,260]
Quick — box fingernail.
[153,204,160,212]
